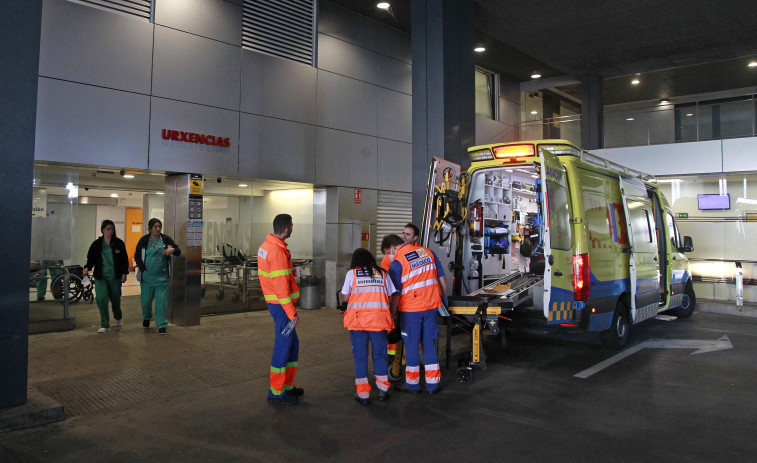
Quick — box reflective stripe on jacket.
[395,244,442,313]
[344,268,394,331]
[258,234,299,318]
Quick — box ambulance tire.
[672,283,696,319]
[600,301,630,350]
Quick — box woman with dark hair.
[134,218,181,335]
[83,220,129,333]
[340,248,398,405]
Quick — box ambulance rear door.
[538,148,571,323]
[618,175,661,323]
[421,157,464,294]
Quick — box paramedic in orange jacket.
[341,248,398,405]
[258,214,302,405]
[379,233,404,357]
[389,223,448,395]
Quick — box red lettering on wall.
[162,128,232,149]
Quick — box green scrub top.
[101,240,116,280]
[142,237,170,286]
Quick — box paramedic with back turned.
[258,214,303,405]
[389,223,448,395]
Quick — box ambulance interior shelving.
[464,167,540,293]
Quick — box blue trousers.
[350,330,389,379]
[268,303,299,398]
[400,309,440,391]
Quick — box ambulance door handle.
[548,255,554,265]
[554,271,563,276]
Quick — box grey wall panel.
[155,0,242,46]
[241,51,317,124]
[377,139,412,192]
[239,114,316,182]
[152,26,241,110]
[378,88,412,143]
[378,54,412,94]
[316,127,377,188]
[35,78,149,168]
[149,97,239,176]
[723,137,757,172]
[319,1,411,63]
[476,115,517,145]
[317,34,378,84]
[39,0,153,94]
[317,71,378,136]
[594,140,723,176]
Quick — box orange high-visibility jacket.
[394,244,442,312]
[344,268,394,331]
[379,253,393,272]
[258,234,299,319]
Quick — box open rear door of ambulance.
[538,148,570,323]
[421,157,464,294]
[618,174,661,323]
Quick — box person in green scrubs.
[134,218,181,335]
[35,260,62,301]
[83,220,129,333]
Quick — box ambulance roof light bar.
[492,144,534,163]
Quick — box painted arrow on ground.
[574,335,733,379]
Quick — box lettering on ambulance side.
[405,249,433,270]
[258,248,267,259]
[355,268,384,287]
[545,166,563,182]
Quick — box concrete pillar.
[581,74,604,150]
[411,0,475,225]
[0,0,42,409]
[163,174,203,326]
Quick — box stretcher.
[445,271,543,384]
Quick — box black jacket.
[134,233,181,273]
[84,236,130,280]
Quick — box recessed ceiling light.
[631,78,640,85]
[530,110,538,115]
[626,117,635,121]
[110,193,118,198]
[660,98,670,104]
[238,184,248,187]
[686,113,694,117]
[377,2,390,9]
[474,46,485,52]
[156,192,165,195]
[123,174,134,179]
[748,61,757,67]
[531,73,542,79]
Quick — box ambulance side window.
[628,200,656,253]
[666,212,680,249]
[546,180,572,250]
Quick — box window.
[475,68,495,119]
[546,181,572,250]
[628,201,656,253]
[666,212,680,250]
[242,0,317,66]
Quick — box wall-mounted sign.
[189,176,203,196]
[162,129,230,148]
[354,188,362,204]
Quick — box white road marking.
[574,335,733,379]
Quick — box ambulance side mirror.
[679,236,694,253]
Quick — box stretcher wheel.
[456,368,472,384]
[216,290,224,300]
[201,287,206,298]
[231,293,240,304]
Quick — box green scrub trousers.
[141,237,170,329]
[95,241,122,329]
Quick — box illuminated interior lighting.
[748,61,757,67]
[631,73,641,85]
[686,113,694,117]
[123,174,134,179]
[530,110,538,115]
[156,192,165,195]
[660,98,669,104]
[626,117,635,121]
[377,2,390,9]
[238,184,248,187]
[110,193,118,198]
[474,46,486,53]
[531,73,542,79]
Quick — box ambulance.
[423,139,695,349]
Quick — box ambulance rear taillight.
[492,144,535,163]
[573,253,590,301]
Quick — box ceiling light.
[110,193,118,198]
[530,110,538,115]
[531,73,541,79]
[660,98,670,104]
[626,117,635,121]
[123,174,134,179]
[474,46,485,53]
[377,2,390,9]
[631,73,640,85]
[156,192,165,195]
[238,184,248,187]
[748,61,757,67]
[686,113,694,117]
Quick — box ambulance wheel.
[672,283,696,319]
[600,301,630,350]
[231,293,240,304]
[456,368,472,384]
[216,290,224,300]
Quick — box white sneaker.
[114,319,123,327]
[97,327,110,333]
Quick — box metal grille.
[242,0,316,66]
[69,0,152,21]
[376,191,412,258]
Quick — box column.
[581,74,604,150]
